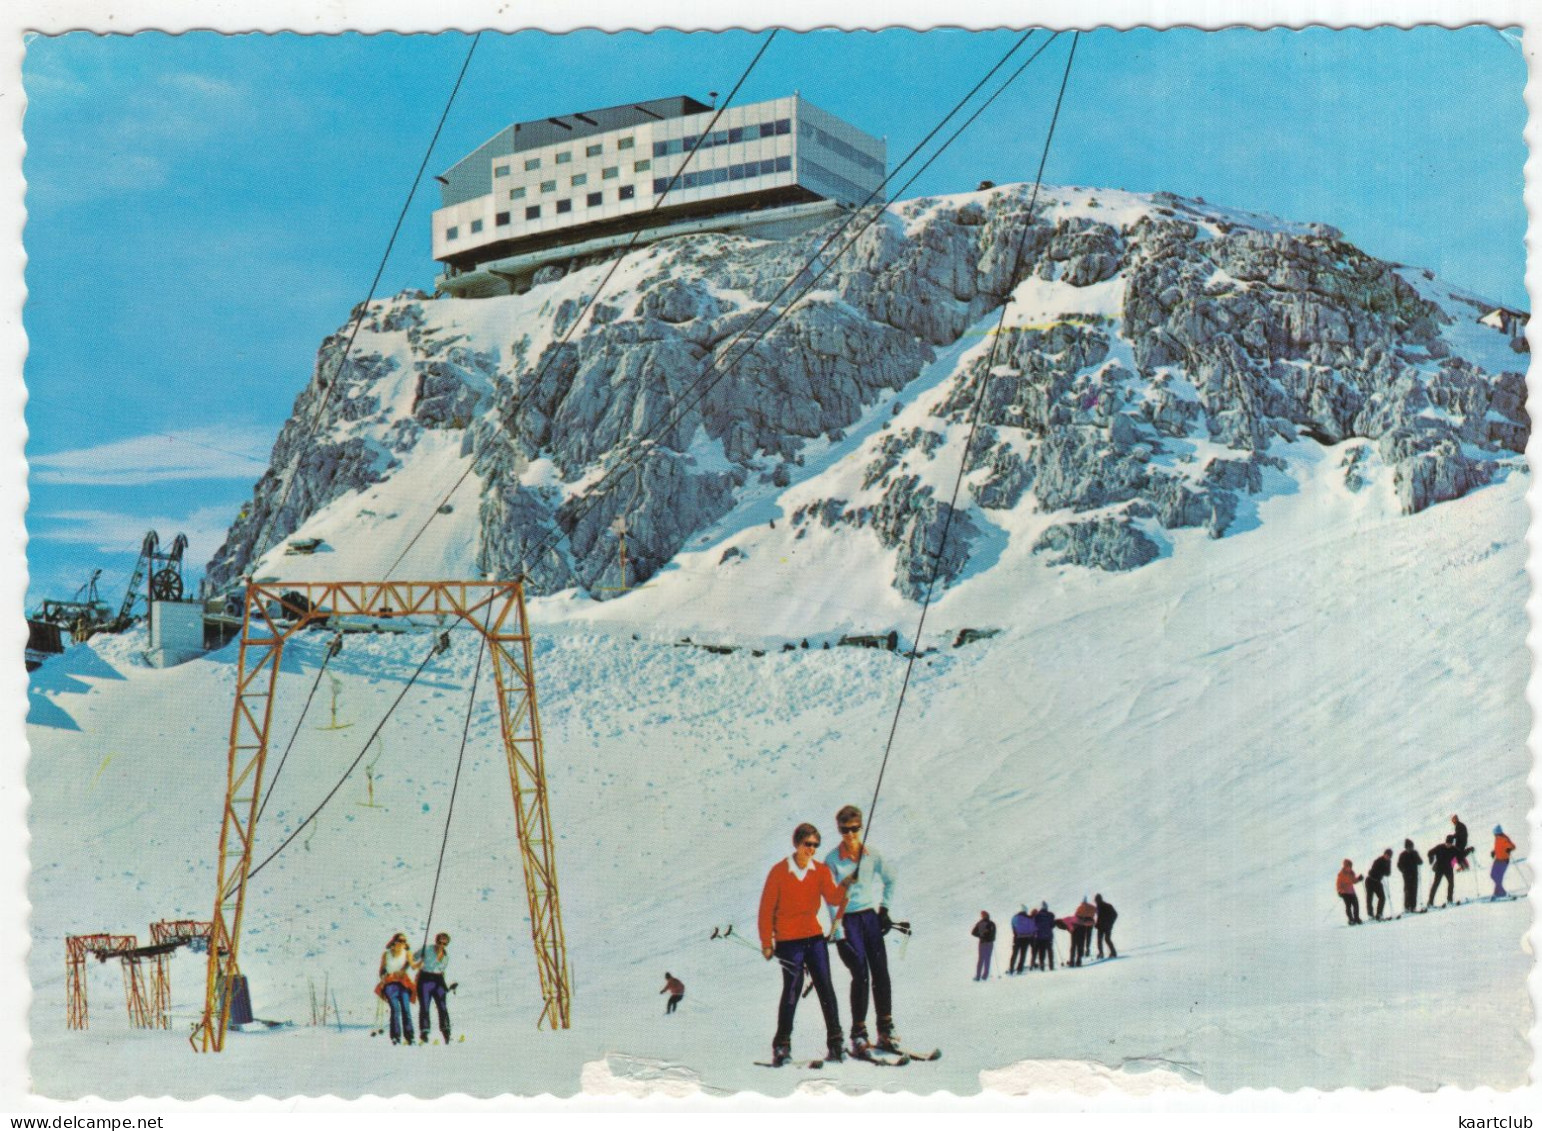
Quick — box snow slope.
[25,444,1532,1097]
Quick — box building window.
[525,205,541,220]
[729,126,743,144]
[470,218,484,234]
[619,185,636,201]
[586,143,603,157]
[555,151,572,164]
[571,173,588,187]
[633,159,650,173]
[509,187,526,200]
[617,136,634,150]
[496,211,511,226]
[556,198,572,214]
[494,163,511,177]
[524,157,541,171]
[653,177,668,195]
[602,166,619,179]
[446,225,460,240]
[541,180,557,193]
[587,191,603,207]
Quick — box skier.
[1031,902,1056,971]
[758,822,851,1066]
[1365,849,1393,920]
[1452,814,1472,871]
[1072,896,1097,965]
[1094,893,1118,959]
[971,911,996,981]
[416,931,453,1045]
[1490,825,1517,899]
[1009,905,1034,975]
[1396,838,1422,914]
[1427,835,1459,907]
[823,804,900,1054]
[375,932,419,1045]
[1336,860,1364,925]
[661,972,685,1015]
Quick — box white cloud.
[30,426,272,487]
[32,503,237,556]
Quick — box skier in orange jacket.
[1336,860,1363,925]
[1491,826,1517,899]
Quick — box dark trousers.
[1491,858,1510,897]
[383,982,413,1043]
[1034,936,1054,970]
[774,935,841,1049]
[1070,925,1091,964]
[834,909,892,1039]
[974,941,993,980]
[418,973,450,1040]
[1401,872,1419,912]
[1429,866,1454,905]
[666,993,682,1014]
[1339,892,1360,924]
[1009,937,1030,973]
[1096,924,1116,958]
[1365,878,1385,920]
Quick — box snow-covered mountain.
[204,184,1529,619]
[25,184,1532,1100]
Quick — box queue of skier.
[991,894,1117,975]
[1336,815,1519,925]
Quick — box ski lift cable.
[248,629,454,879]
[383,30,780,584]
[858,33,1081,878]
[254,633,345,829]
[419,603,494,950]
[245,33,484,575]
[493,30,1053,587]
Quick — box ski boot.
[770,1044,792,1067]
[876,1019,901,1055]
[849,1028,871,1059]
[826,1037,846,1063]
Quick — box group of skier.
[756,804,903,1066]
[374,930,454,1045]
[1336,814,1519,925]
[972,895,1118,978]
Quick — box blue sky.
[20,26,1528,607]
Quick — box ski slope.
[24,444,1532,1097]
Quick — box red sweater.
[759,857,847,948]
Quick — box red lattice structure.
[66,934,141,1030]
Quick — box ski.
[885,1045,941,1061]
[850,1047,910,1067]
[755,1058,826,1069]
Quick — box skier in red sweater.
[759,822,851,1066]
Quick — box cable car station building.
[433,94,886,297]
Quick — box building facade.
[432,94,886,297]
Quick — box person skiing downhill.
[1336,860,1364,925]
[1396,839,1422,914]
[1491,826,1517,899]
[1427,835,1460,907]
[1009,906,1034,975]
[661,973,685,1015]
[1094,894,1118,958]
[1365,850,1393,920]
[971,911,996,980]
[823,804,900,1054]
[376,932,420,1045]
[416,931,453,1044]
[759,822,851,1066]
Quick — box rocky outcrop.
[207,185,1527,597]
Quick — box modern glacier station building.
[432,94,886,297]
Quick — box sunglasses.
[800,839,821,848]
[840,825,862,834]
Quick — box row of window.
[798,120,884,175]
[800,156,872,205]
[654,155,793,195]
[493,135,637,177]
[443,185,641,240]
[504,160,653,200]
[652,118,791,158]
